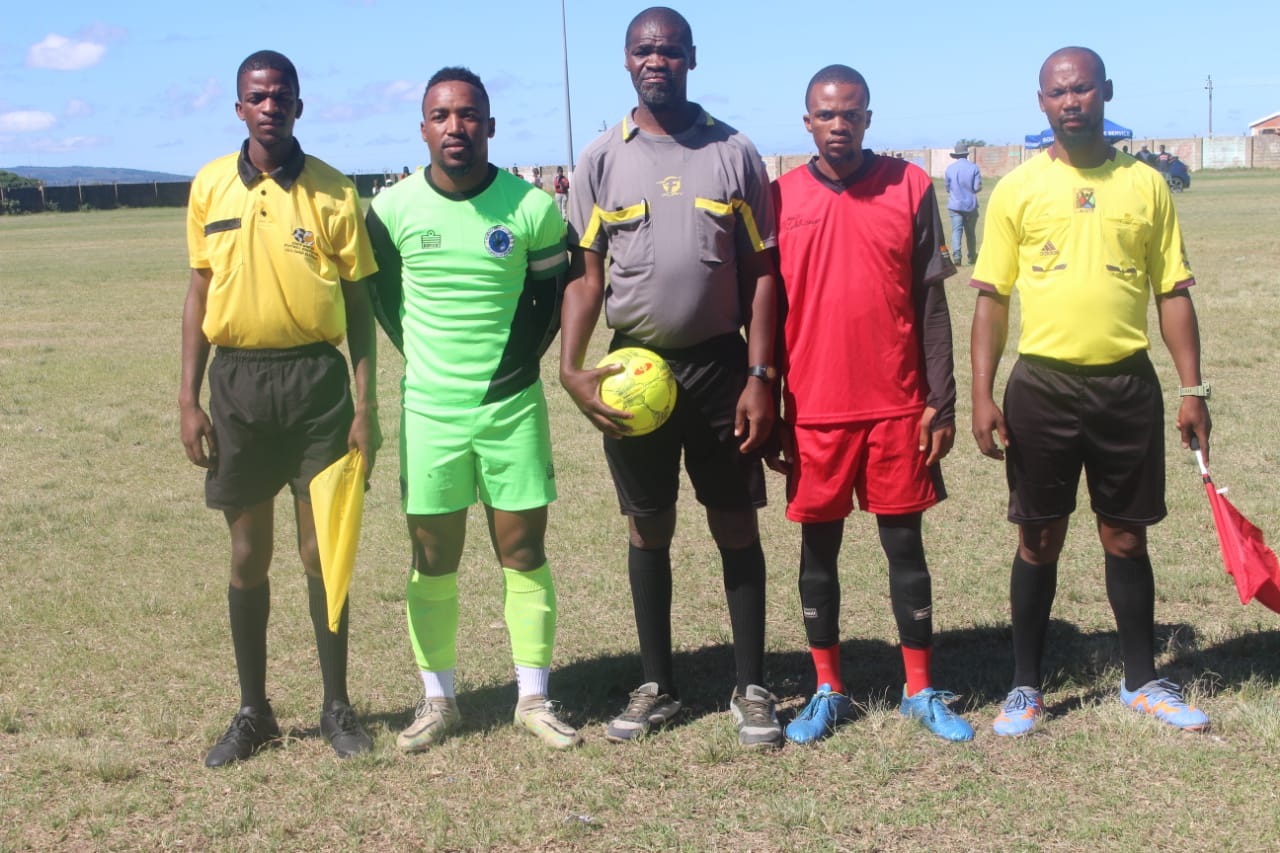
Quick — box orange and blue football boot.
[1119,678,1208,731]
[992,686,1044,737]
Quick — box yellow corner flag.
[310,448,365,633]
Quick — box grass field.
[3,170,1280,851]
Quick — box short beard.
[438,158,476,179]
[824,144,858,165]
[1054,115,1101,147]
[638,84,683,112]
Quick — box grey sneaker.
[730,684,783,749]
[605,682,682,742]
[396,696,460,753]
[514,694,583,749]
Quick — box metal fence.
[5,134,1279,214]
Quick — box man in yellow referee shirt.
[970,46,1211,737]
[179,50,381,767]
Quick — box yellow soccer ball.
[596,347,678,436]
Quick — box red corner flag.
[1193,440,1280,613]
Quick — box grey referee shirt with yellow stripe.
[567,106,776,350]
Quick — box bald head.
[1037,45,1113,164]
[1039,46,1105,92]
[626,6,693,48]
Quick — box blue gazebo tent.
[1024,119,1134,149]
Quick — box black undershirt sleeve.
[913,282,956,429]
[911,188,957,429]
[364,206,404,354]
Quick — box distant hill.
[2,166,192,187]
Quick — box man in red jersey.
[770,64,973,744]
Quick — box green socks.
[406,564,557,680]
[503,563,557,669]
[406,570,459,671]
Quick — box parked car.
[1165,157,1191,191]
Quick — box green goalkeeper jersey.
[368,166,568,413]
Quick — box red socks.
[902,645,933,696]
[810,644,934,696]
[810,644,843,693]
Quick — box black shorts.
[603,332,767,516]
[1004,352,1165,525]
[205,343,353,511]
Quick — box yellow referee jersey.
[972,150,1194,366]
[186,141,377,349]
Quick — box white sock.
[421,668,456,699]
[515,665,550,698]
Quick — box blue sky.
[2,0,1274,176]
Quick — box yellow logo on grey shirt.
[658,175,682,197]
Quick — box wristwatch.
[1178,383,1211,400]
[747,364,777,383]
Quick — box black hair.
[805,64,870,110]
[625,6,693,48]
[424,66,490,115]
[237,50,299,99]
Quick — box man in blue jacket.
[944,143,982,265]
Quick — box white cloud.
[65,98,93,118]
[29,135,109,153]
[318,79,427,123]
[0,111,58,133]
[0,133,108,155]
[192,78,221,110]
[384,80,424,101]
[321,103,358,122]
[158,78,226,118]
[26,33,107,71]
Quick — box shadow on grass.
[365,620,1280,736]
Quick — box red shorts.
[785,414,945,523]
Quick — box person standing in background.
[553,165,570,219]
[944,143,981,266]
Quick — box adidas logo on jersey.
[1040,240,1059,256]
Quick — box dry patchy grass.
[2,174,1280,850]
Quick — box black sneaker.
[204,704,281,768]
[320,700,374,758]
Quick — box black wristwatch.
[747,364,777,383]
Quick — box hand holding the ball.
[591,348,678,438]
[560,359,633,438]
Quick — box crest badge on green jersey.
[485,225,514,258]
